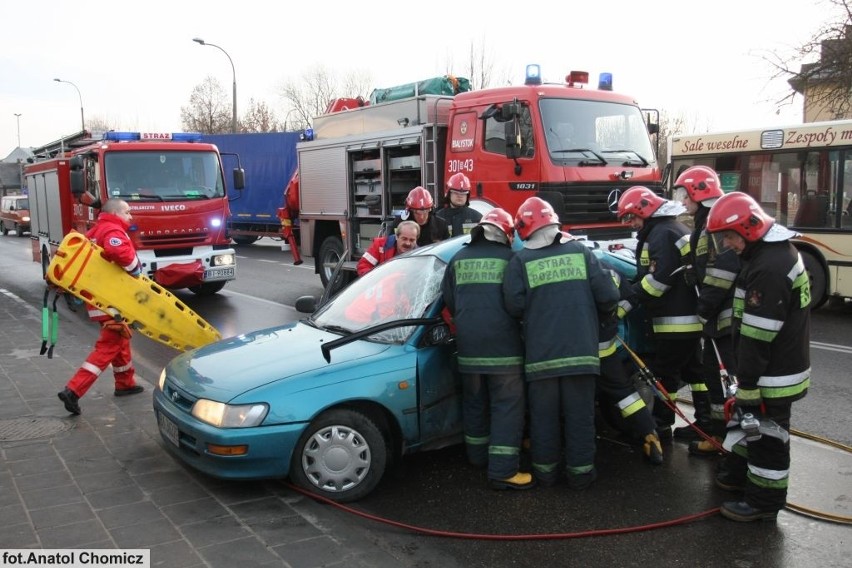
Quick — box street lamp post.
[14,113,22,147]
[53,78,85,132]
[193,37,237,133]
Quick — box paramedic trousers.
[66,325,137,398]
[528,374,596,485]
[462,372,526,480]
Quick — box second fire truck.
[25,131,244,295]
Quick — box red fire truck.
[25,131,244,295]
[281,65,662,287]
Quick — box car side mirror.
[424,323,454,346]
[295,296,318,314]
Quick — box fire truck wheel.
[232,235,259,245]
[318,236,345,288]
[188,281,227,296]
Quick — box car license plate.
[205,267,235,281]
[158,412,180,447]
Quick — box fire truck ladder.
[422,123,441,202]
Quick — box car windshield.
[104,151,225,200]
[312,255,446,343]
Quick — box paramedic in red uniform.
[58,199,146,415]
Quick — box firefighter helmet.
[617,186,665,220]
[674,165,723,203]
[479,207,514,243]
[706,191,774,241]
[405,186,434,210]
[514,197,560,240]
[445,172,472,198]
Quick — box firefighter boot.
[642,433,664,465]
[58,388,81,415]
[674,391,712,441]
[688,436,723,457]
[489,472,537,491]
[720,501,779,522]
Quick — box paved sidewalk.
[0,289,441,568]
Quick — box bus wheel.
[801,250,827,309]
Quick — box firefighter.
[616,186,703,441]
[356,220,419,276]
[706,192,810,522]
[597,258,663,465]
[436,172,482,237]
[57,199,145,415]
[503,197,619,489]
[442,208,533,490]
[673,166,740,455]
[394,186,450,247]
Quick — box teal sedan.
[153,234,643,502]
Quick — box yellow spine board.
[46,231,221,351]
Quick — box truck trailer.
[25,131,244,295]
[201,132,300,245]
[289,67,662,288]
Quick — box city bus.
[668,119,852,308]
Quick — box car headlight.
[158,369,167,391]
[213,254,235,267]
[23,216,31,222]
[192,399,268,427]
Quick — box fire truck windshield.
[540,99,654,167]
[104,151,225,201]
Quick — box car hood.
[166,321,392,402]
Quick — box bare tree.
[278,66,373,131]
[241,99,281,133]
[181,76,232,134]
[85,116,114,135]
[766,0,852,119]
[444,39,512,90]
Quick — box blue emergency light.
[102,131,203,142]
[525,64,542,86]
[598,72,613,91]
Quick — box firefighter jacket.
[732,239,810,405]
[85,212,141,323]
[442,238,524,374]
[393,213,450,247]
[357,235,404,276]
[436,206,483,238]
[598,260,638,358]
[625,217,701,338]
[692,206,740,338]
[503,236,619,381]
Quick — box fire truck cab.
[25,132,244,295]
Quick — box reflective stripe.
[81,362,102,376]
[675,235,691,256]
[489,445,520,456]
[758,370,810,399]
[526,355,599,374]
[88,308,108,318]
[742,313,784,332]
[652,315,702,333]
[598,338,617,357]
[113,363,133,373]
[458,355,523,367]
[465,434,489,446]
[361,251,378,267]
[641,274,669,297]
[617,392,647,418]
[748,463,789,481]
[617,300,632,317]
[704,267,737,289]
[716,308,733,331]
[688,382,708,393]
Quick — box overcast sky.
[0,0,837,157]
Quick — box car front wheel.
[290,409,387,503]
